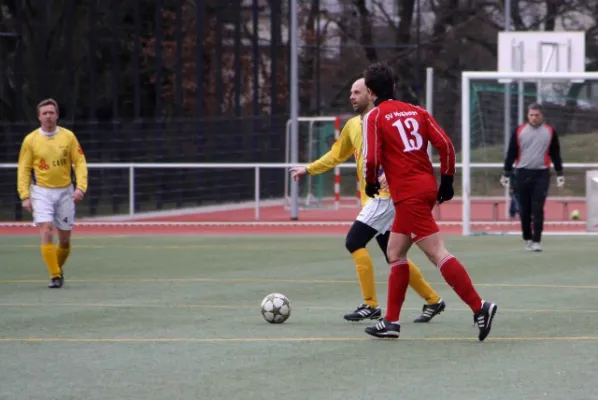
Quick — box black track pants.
[515,168,549,243]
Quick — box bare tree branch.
[353,0,378,62]
[372,0,397,31]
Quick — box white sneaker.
[531,242,542,252]
[524,240,534,251]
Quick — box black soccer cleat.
[343,304,382,322]
[413,299,446,323]
[474,301,498,342]
[365,318,401,339]
[48,275,63,289]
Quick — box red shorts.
[391,191,439,242]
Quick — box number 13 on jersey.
[393,118,424,152]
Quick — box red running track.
[0,198,588,236]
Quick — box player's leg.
[509,170,520,219]
[31,186,62,288]
[516,170,534,250]
[509,174,520,219]
[530,170,549,251]
[418,235,497,341]
[374,231,390,263]
[39,222,63,288]
[56,230,72,269]
[375,232,445,323]
[413,192,497,341]
[343,219,381,321]
[365,199,417,339]
[377,231,439,303]
[364,230,411,339]
[54,188,76,279]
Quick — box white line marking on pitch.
[0,336,597,343]
[1,277,597,289]
[0,302,597,314]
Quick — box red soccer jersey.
[362,100,456,203]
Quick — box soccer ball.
[570,209,581,220]
[260,293,291,324]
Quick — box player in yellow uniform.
[291,79,446,322]
[17,99,88,288]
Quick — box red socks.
[383,255,482,322]
[438,255,483,313]
[384,260,410,322]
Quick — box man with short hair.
[361,63,497,341]
[290,78,446,323]
[17,98,88,288]
[501,103,564,252]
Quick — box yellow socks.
[56,244,71,268]
[351,248,378,307]
[408,260,441,305]
[349,249,439,308]
[41,244,62,278]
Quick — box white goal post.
[461,71,598,236]
[587,170,598,232]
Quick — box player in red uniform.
[361,63,498,341]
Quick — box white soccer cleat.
[531,242,542,252]
[524,240,534,251]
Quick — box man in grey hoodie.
[501,103,565,252]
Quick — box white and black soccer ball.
[260,293,291,324]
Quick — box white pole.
[503,0,512,220]
[129,166,135,217]
[333,117,341,210]
[289,0,299,220]
[512,81,524,217]
[254,166,260,221]
[517,81,524,124]
[425,67,434,162]
[462,74,471,236]
[504,0,511,152]
[306,120,315,206]
[284,119,290,205]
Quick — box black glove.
[365,181,381,198]
[437,174,454,204]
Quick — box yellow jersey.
[306,115,391,206]
[17,127,88,200]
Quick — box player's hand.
[21,199,32,213]
[556,176,565,188]
[378,173,389,191]
[437,175,454,204]
[500,175,510,188]
[72,189,85,202]
[289,166,307,181]
[365,182,380,198]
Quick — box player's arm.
[499,129,519,187]
[425,111,456,203]
[549,127,565,187]
[425,111,455,176]
[362,108,382,197]
[70,135,88,196]
[305,125,355,175]
[17,136,33,201]
[503,129,519,175]
[548,128,564,176]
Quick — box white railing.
[2,162,597,227]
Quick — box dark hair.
[37,98,59,115]
[527,103,544,114]
[363,63,395,99]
